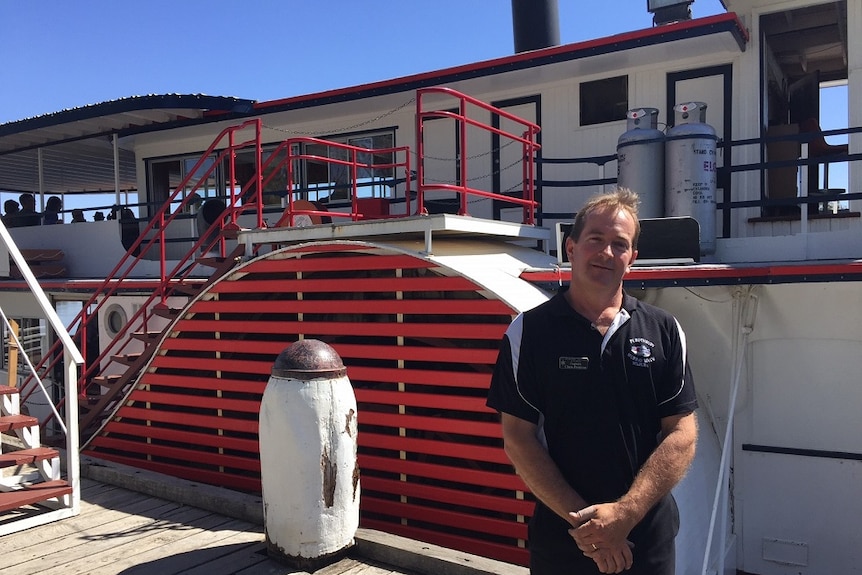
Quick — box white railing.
[0,218,83,526]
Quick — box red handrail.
[22,120,265,421]
[415,87,541,223]
[277,137,412,227]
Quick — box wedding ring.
[591,543,598,551]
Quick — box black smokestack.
[511,0,560,53]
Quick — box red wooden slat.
[363,497,520,539]
[241,254,437,273]
[149,356,272,375]
[175,319,507,340]
[347,366,491,388]
[152,338,268,354]
[360,518,528,567]
[98,422,258,453]
[143,360,493,391]
[359,455,524,491]
[211,275,478,294]
[158,338,497,365]
[355,389,491,413]
[113,406,258,433]
[190,298,512,315]
[139,373,267,394]
[362,476,532,516]
[357,412,499,438]
[84,452,261,493]
[90,436,260,471]
[334,344,498,364]
[360,432,509,465]
[130,390,261,413]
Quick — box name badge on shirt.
[559,356,589,370]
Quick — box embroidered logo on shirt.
[559,356,589,370]
[627,337,656,368]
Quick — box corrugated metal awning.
[0,94,254,195]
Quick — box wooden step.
[169,283,202,296]
[91,374,122,388]
[0,479,72,513]
[0,414,38,433]
[152,306,181,320]
[131,331,161,343]
[195,255,235,268]
[0,447,59,469]
[112,353,142,366]
[0,385,19,396]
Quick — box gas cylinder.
[665,102,718,255]
[617,107,665,218]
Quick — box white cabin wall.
[641,286,738,575]
[733,282,862,575]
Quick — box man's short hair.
[19,193,35,208]
[568,187,641,249]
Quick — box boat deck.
[237,213,551,252]
[1,457,527,575]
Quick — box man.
[2,199,20,227]
[17,193,41,226]
[487,188,697,574]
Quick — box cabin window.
[147,155,219,216]
[2,317,46,375]
[580,76,628,126]
[301,131,396,204]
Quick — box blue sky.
[0,0,728,124]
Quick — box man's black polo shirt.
[488,290,697,503]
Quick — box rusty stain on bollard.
[322,447,336,507]
[345,409,355,435]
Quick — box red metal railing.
[415,86,541,224]
[23,86,543,439]
[21,119,265,424]
[278,137,412,226]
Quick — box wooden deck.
[1,477,415,575]
[1,456,528,575]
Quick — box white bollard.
[259,339,360,571]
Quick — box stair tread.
[0,414,38,432]
[153,307,181,319]
[0,447,59,468]
[112,353,143,366]
[0,479,71,513]
[0,385,20,396]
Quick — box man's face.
[565,207,638,289]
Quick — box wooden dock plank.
[46,506,225,574]
[0,490,176,553]
[0,471,517,575]
[2,501,183,572]
[78,517,264,575]
[54,513,261,575]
